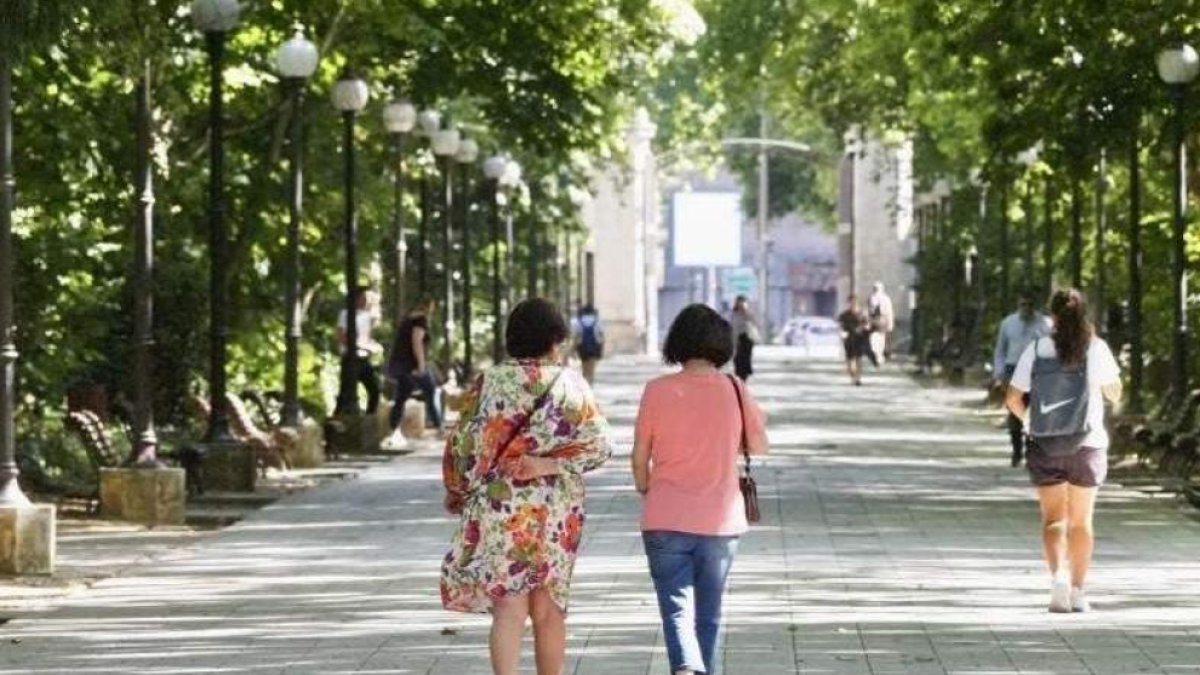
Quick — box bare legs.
[530,589,566,675]
[1035,483,1099,587]
[845,356,862,385]
[490,588,565,675]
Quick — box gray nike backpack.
[1028,338,1091,455]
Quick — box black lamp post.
[1128,130,1145,414]
[130,59,159,465]
[455,137,479,376]
[331,68,370,416]
[0,37,27,505]
[383,98,417,326]
[1095,147,1108,335]
[275,30,318,428]
[193,0,240,443]
[1016,145,1040,287]
[1158,43,1199,399]
[483,154,508,363]
[431,126,461,373]
[416,108,441,298]
[502,161,522,308]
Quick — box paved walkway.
[3,349,1200,674]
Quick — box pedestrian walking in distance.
[1005,288,1121,614]
[867,281,895,364]
[385,297,443,446]
[441,298,612,675]
[632,304,769,675]
[336,285,383,412]
[993,289,1053,467]
[837,294,871,385]
[572,304,605,385]
[729,295,760,381]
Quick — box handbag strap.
[726,374,751,473]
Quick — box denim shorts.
[1026,446,1107,488]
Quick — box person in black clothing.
[837,294,870,386]
[387,298,443,435]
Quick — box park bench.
[226,391,293,474]
[1127,390,1200,470]
[189,392,294,476]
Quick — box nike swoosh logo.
[1040,399,1075,414]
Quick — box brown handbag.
[727,375,761,523]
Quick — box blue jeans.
[389,371,442,429]
[643,530,739,674]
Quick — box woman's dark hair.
[505,298,569,359]
[662,304,735,367]
[1050,288,1092,368]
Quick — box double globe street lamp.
[331,69,370,416]
[274,29,319,427]
[1157,43,1200,401]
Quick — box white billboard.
[672,191,742,267]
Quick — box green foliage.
[5,0,689,453]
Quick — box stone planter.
[100,467,186,526]
[0,504,55,575]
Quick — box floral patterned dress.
[440,359,611,613]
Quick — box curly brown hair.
[1050,288,1092,368]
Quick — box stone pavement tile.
[3,351,1200,673]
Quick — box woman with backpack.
[1005,289,1121,613]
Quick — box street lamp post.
[484,155,508,363]
[1095,147,1108,335]
[503,161,522,308]
[193,0,240,443]
[130,59,159,465]
[1127,128,1145,414]
[331,69,370,416]
[416,109,441,299]
[455,138,479,377]
[0,35,27,505]
[627,108,657,355]
[383,98,417,327]
[275,29,318,428]
[1157,43,1199,400]
[431,126,461,373]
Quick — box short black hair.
[505,298,569,359]
[662,304,734,367]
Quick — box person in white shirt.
[992,291,1053,466]
[867,281,895,364]
[337,286,384,413]
[1006,288,1122,614]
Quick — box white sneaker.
[1049,581,1071,613]
[1070,586,1090,613]
[382,429,408,451]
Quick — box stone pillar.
[0,504,55,575]
[281,419,324,469]
[326,407,391,456]
[100,467,185,526]
[197,440,257,493]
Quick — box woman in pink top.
[632,304,768,675]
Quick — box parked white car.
[776,316,841,348]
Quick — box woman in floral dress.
[441,298,612,675]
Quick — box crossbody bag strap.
[495,368,565,458]
[726,374,751,472]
